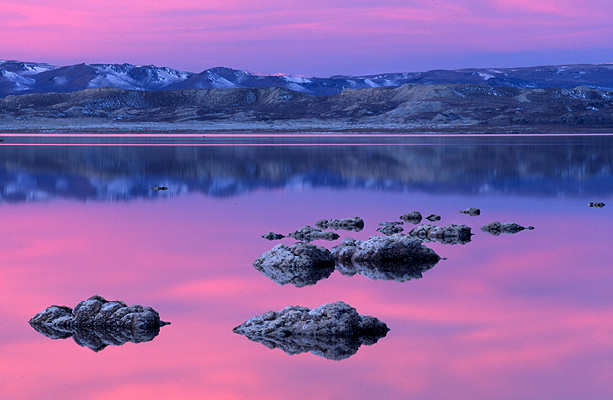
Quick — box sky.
[1,0,612,76]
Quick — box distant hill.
[1,59,613,98]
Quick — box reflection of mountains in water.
[1,138,612,202]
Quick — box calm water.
[1,134,612,400]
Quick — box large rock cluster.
[233,301,389,360]
[28,295,170,352]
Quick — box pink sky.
[1,0,612,75]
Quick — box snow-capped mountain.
[1,59,613,98]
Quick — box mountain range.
[2,59,613,98]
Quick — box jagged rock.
[252,242,335,287]
[589,202,605,208]
[28,295,170,352]
[409,224,472,245]
[315,217,364,232]
[289,225,340,242]
[262,232,286,240]
[232,301,389,360]
[331,234,441,282]
[376,225,404,235]
[426,214,441,222]
[151,186,168,190]
[481,221,535,236]
[399,211,422,224]
[459,207,481,216]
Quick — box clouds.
[0,0,611,75]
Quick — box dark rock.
[331,234,441,282]
[262,232,286,240]
[151,186,168,190]
[315,217,364,232]
[28,295,170,352]
[376,225,404,235]
[589,202,605,208]
[459,207,481,216]
[426,214,441,222]
[289,225,340,242]
[232,301,389,360]
[252,242,335,287]
[399,211,422,224]
[379,221,404,226]
[408,224,472,245]
[481,221,535,236]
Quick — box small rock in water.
[426,214,441,222]
[481,221,535,236]
[28,295,170,352]
[459,207,481,216]
[376,225,404,235]
[233,301,389,360]
[151,186,168,191]
[315,217,364,232]
[408,224,472,245]
[399,211,422,224]
[252,242,335,287]
[289,225,340,243]
[261,232,286,240]
[588,202,605,208]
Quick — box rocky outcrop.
[262,232,286,240]
[400,211,422,224]
[331,234,441,282]
[408,224,472,245]
[252,242,335,287]
[481,221,535,236]
[232,301,389,360]
[288,225,340,242]
[459,207,481,216]
[28,295,170,352]
[315,217,364,232]
[589,202,605,208]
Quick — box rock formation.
[262,232,286,240]
[481,221,535,236]
[288,225,340,242]
[426,214,441,222]
[252,242,336,287]
[408,224,472,245]
[331,234,441,282]
[399,211,422,224]
[589,202,605,208]
[315,217,364,232]
[459,207,481,216]
[233,301,389,360]
[376,223,404,235]
[28,295,170,352]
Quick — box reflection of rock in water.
[589,202,605,208]
[261,232,286,240]
[233,301,389,361]
[315,217,364,232]
[400,211,422,224]
[289,225,340,242]
[252,242,335,287]
[481,221,535,236]
[409,224,472,245]
[331,234,441,282]
[377,222,404,236]
[28,295,170,352]
[459,207,481,216]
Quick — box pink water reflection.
[1,189,612,399]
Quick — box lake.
[0,134,612,400]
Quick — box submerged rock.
[426,214,441,222]
[252,242,335,287]
[459,207,481,216]
[28,295,170,352]
[589,202,605,208]
[315,217,364,232]
[481,221,535,236]
[262,232,286,240]
[399,211,422,225]
[289,225,340,243]
[233,301,389,360]
[331,234,441,282]
[409,224,472,245]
